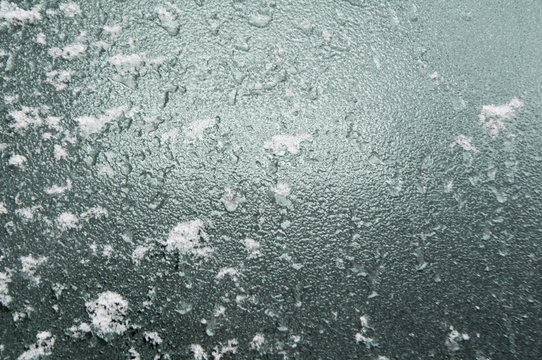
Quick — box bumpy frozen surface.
[1,1,542,359]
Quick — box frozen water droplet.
[248,13,272,28]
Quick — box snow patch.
[0,1,41,26]
[108,53,143,69]
[48,42,87,60]
[86,291,129,336]
[59,2,81,18]
[45,179,72,195]
[128,348,140,360]
[53,144,68,161]
[154,6,180,35]
[250,334,265,350]
[185,118,216,140]
[80,206,108,221]
[216,267,238,281]
[17,331,55,360]
[8,154,26,167]
[8,107,42,133]
[0,271,12,306]
[46,70,71,91]
[445,325,470,352]
[76,105,128,137]
[451,135,477,152]
[144,331,163,346]
[165,219,213,258]
[66,322,91,339]
[191,344,207,360]
[57,212,78,232]
[20,255,47,285]
[245,238,261,258]
[271,182,291,197]
[211,339,238,359]
[16,207,35,221]
[478,98,523,138]
[131,246,149,265]
[36,33,46,44]
[103,24,122,37]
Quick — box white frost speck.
[165,219,213,258]
[451,135,477,152]
[264,134,312,156]
[250,334,265,350]
[0,272,12,306]
[478,98,523,138]
[17,331,55,360]
[85,291,129,336]
[59,2,81,18]
[0,203,6,215]
[184,118,216,140]
[0,1,41,26]
[8,154,26,167]
[57,212,78,232]
[144,331,163,346]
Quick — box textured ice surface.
[1,0,542,359]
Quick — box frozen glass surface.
[1,0,541,359]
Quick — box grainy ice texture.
[1,0,542,359]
